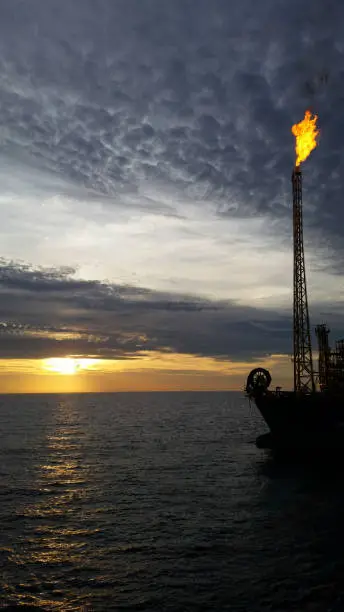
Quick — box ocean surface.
[1,391,344,611]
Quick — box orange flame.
[291,110,319,167]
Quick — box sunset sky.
[0,0,343,392]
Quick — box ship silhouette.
[246,166,344,455]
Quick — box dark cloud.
[0,260,343,362]
[0,1,343,366]
[0,1,343,233]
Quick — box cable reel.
[246,367,271,397]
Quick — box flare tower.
[292,167,315,393]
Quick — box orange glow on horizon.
[291,109,319,166]
[0,352,294,392]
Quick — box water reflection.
[10,398,95,610]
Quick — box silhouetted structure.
[245,166,344,454]
[315,323,331,391]
[316,324,344,392]
[292,168,315,393]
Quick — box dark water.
[1,392,344,611]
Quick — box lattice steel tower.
[292,167,315,393]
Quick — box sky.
[0,0,344,392]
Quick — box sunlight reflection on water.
[10,398,95,610]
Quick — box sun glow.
[42,358,97,375]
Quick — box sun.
[42,357,98,375]
[43,358,79,375]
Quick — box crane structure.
[292,167,315,393]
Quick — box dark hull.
[253,390,344,452]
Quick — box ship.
[245,111,344,454]
[246,342,344,453]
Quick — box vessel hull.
[253,391,344,452]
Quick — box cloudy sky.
[0,0,343,391]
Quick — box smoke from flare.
[291,110,319,167]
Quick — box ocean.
[1,391,344,611]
